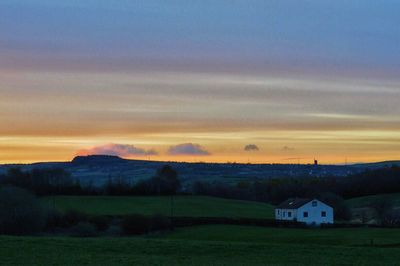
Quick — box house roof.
[276,198,312,209]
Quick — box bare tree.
[371,197,393,224]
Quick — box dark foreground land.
[2,225,400,266]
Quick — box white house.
[275,198,334,225]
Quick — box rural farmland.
[1,1,400,264]
[1,226,400,266]
[41,195,275,218]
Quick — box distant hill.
[351,161,400,170]
[1,155,399,187]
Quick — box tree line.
[0,165,181,196]
[193,165,400,202]
[1,164,400,200]
[1,165,399,201]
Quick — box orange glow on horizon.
[1,1,400,166]
[1,72,399,165]
[1,130,399,165]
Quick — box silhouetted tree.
[318,192,351,221]
[0,186,46,235]
[152,165,180,195]
[371,197,393,224]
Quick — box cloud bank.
[77,143,158,157]
[167,143,210,156]
[244,144,259,151]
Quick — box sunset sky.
[1,0,400,164]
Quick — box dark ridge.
[351,160,400,169]
[71,155,127,164]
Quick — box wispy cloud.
[244,144,259,151]
[1,1,400,164]
[77,143,158,157]
[282,146,295,151]
[167,143,210,156]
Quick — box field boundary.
[167,217,400,229]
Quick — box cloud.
[244,144,259,151]
[282,146,295,151]
[167,143,210,156]
[77,143,158,157]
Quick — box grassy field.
[2,225,400,265]
[347,193,400,209]
[158,224,400,246]
[17,195,399,265]
[41,196,274,218]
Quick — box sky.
[1,0,400,164]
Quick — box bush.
[383,209,400,227]
[151,214,171,231]
[45,208,64,229]
[70,222,97,237]
[371,197,393,223]
[105,225,122,236]
[88,216,111,231]
[122,214,151,235]
[63,210,89,227]
[0,186,46,235]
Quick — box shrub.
[122,214,151,235]
[88,216,111,231]
[151,214,171,231]
[371,197,393,223]
[63,210,89,227]
[70,222,97,237]
[105,225,122,236]
[45,208,64,229]
[382,209,400,227]
[0,186,46,235]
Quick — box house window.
[312,201,317,207]
[283,211,286,217]
[321,211,326,217]
[277,210,280,215]
[288,212,292,218]
[303,212,308,218]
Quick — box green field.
[347,193,400,209]
[2,225,400,265]
[158,224,400,246]
[42,196,274,218]
[13,195,400,265]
